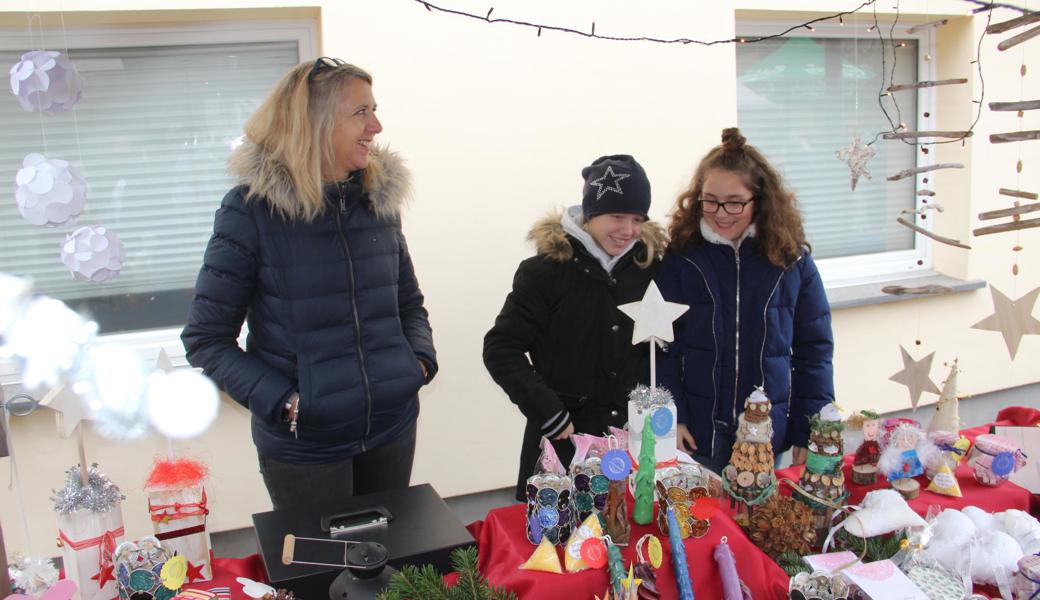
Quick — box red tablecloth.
[472,502,789,600]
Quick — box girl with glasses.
[656,128,834,474]
[182,59,436,510]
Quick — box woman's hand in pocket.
[677,423,697,454]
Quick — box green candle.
[634,412,656,524]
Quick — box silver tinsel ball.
[60,225,126,283]
[51,463,124,515]
[8,554,59,596]
[15,153,87,227]
[9,50,84,114]
[627,384,673,410]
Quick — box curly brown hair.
[668,127,808,268]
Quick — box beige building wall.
[0,0,1035,556]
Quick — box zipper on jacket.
[680,255,719,456]
[760,270,786,419]
[732,247,741,426]
[336,187,375,450]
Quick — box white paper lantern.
[74,345,150,441]
[60,225,126,283]
[9,50,83,114]
[146,369,220,439]
[0,296,97,390]
[15,153,87,227]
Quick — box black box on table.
[252,483,476,600]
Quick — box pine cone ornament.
[747,494,815,557]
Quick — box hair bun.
[721,127,747,152]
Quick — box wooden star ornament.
[888,346,941,410]
[617,281,688,345]
[971,284,1040,360]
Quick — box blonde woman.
[182,58,436,509]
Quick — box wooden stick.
[974,216,1040,236]
[896,217,972,249]
[77,426,89,486]
[987,11,1040,34]
[990,130,1040,143]
[887,163,964,181]
[917,190,936,196]
[978,202,1040,220]
[882,284,953,295]
[1000,188,1039,200]
[907,19,949,34]
[998,24,1040,51]
[887,78,968,92]
[882,130,973,140]
[989,99,1040,111]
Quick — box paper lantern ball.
[74,345,150,441]
[60,225,126,283]
[9,50,84,114]
[0,296,97,390]
[147,369,219,439]
[15,153,87,227]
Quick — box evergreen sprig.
[375,546,518,600]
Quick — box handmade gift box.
[53,464,125,600]
[144,459,212,583]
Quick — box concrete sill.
[826,271,987,311]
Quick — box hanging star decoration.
[589,165,631,200]
[618,281,689,344]
[90,563,115,589]
[836,135,876,191]
[888,346,941,411]
[39,385,92,438]
[971,285,1040,360]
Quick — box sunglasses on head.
[307,56,346,83]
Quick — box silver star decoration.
[971,285,1040,360]
[589,165,631,200]
[888,345,941,411]
[618,281,689,345]
[836,135,876,191]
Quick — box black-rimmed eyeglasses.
[699,197,753,215]
[308,56,346,83]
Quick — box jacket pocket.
[554,391,588,411]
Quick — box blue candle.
[666,506,695,600]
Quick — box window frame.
[736,19,939,288]
[0,18,317,382]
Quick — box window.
[736,22,934,285]
[0,22,313,351]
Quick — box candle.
[712,537,742,600]
[666,506,694,600]
[607,541,625,599]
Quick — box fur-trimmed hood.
[527,208,667,267]
[228,139,412,222]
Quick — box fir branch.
[375,547,517,600]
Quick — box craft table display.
[471,501,789,599]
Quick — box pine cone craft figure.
[747,494,816,557]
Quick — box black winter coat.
[181,145,436,464]
[483,211,665,501]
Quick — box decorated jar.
[968,433,1027,487]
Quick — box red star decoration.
[185,560,206,583]
[91,564,115,588]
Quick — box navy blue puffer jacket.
[656,230,833,457]
[181,145,436,464]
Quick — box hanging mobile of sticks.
[990,130,1040,143]
[887,163,965,181]
[886,78,967,92]
[974,197,1040,236]
[895,217,972,249]
[882,130,973,140]
[907,19,948,34]
[998,24,1040,51]
[989,99,1040,111]
[986,12,1040,35]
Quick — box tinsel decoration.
[15,153,87,227]
[60,225,126,283]
[8,554,60,596]
[9,50,84,114]
[835,135,876,191]
[627,384,673,411]
[51,463,124,515]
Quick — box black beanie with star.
[581,154,651,221]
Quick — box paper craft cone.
[520,538,563,574]
[928,360,960,434]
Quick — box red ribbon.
[155,524,207,542]
[58,525,124,581]
[149,489,209,523]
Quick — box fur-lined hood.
[527,209,667,267]
[228,139,412,222]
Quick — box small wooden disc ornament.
[851,464,878,485]
[893,477,921,500]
